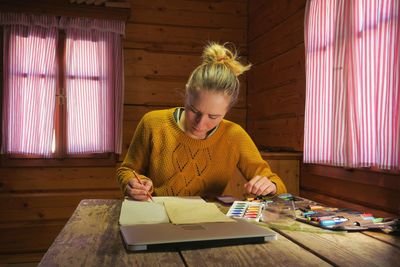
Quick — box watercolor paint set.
[226,201,264,222]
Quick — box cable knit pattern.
[116,108,287,197]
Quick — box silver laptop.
[120,219,277,251]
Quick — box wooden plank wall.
[0,0,248,263]
[246,0,400,217]
[301,165,400,217]
[247,0,306,152]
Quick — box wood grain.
[0,191,121,222]
[302,164,400,189]
[0,252,43,265]
[246,42,305,151]
[248,5,305,65]
[181,233,330,267]
[247,115,304,151]
[38,199,184,266]
[301,168,399,214]
[247,79,305,120]
[124,23,246,54]
[0,0,130,20]
[268,159,300,195]
[124,49,199,78]
[0,167,118,192]
[362,232,400,248]
[0,221,65,254]
[130,0,246,17]
[247,0,305,153]
[301,176,399,212]
[279,223,400,267]
[247,44,305,98]
[129,0,246,29]
[248,0,306,41]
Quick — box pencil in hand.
[132,170,154,202]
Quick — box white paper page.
[164,201,235,224]
[119,196,206,225]
[119,198,169,225]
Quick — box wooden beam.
[0,0,130,21]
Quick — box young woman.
[117,42,287,200]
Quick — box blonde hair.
[185,42,251,107]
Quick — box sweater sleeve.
[231,125,287,195]
[116,113,154,195]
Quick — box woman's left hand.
[244,176,277,196]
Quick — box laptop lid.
[120,219,277,251]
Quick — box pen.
[132,170,154,202]
[319,217,348,227]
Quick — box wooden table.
[38,199,400,267]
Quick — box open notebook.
[119,197,277,251]
[119,196,233,225]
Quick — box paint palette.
[226,201,264,222]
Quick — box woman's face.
[184,90,231,139]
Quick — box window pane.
[65,30,114,154]
[2,25,57,156]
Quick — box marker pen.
[319,217,348,227]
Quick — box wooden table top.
[38,199,400,267]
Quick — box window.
[0,13,124,163]
[304,0,400,171]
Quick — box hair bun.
[202,42,251,77]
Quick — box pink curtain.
[1,13,58,157]
[60,17,124,155]
[1,13,124,157]
[304,0,400,170]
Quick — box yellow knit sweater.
[116,108,287,197]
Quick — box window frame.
[0,26,118,167]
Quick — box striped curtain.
[304,0,400,170]
[1,14,58,157]
[1,13,124,157]
[60,17,124,155]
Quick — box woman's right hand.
[125,178,153,201]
